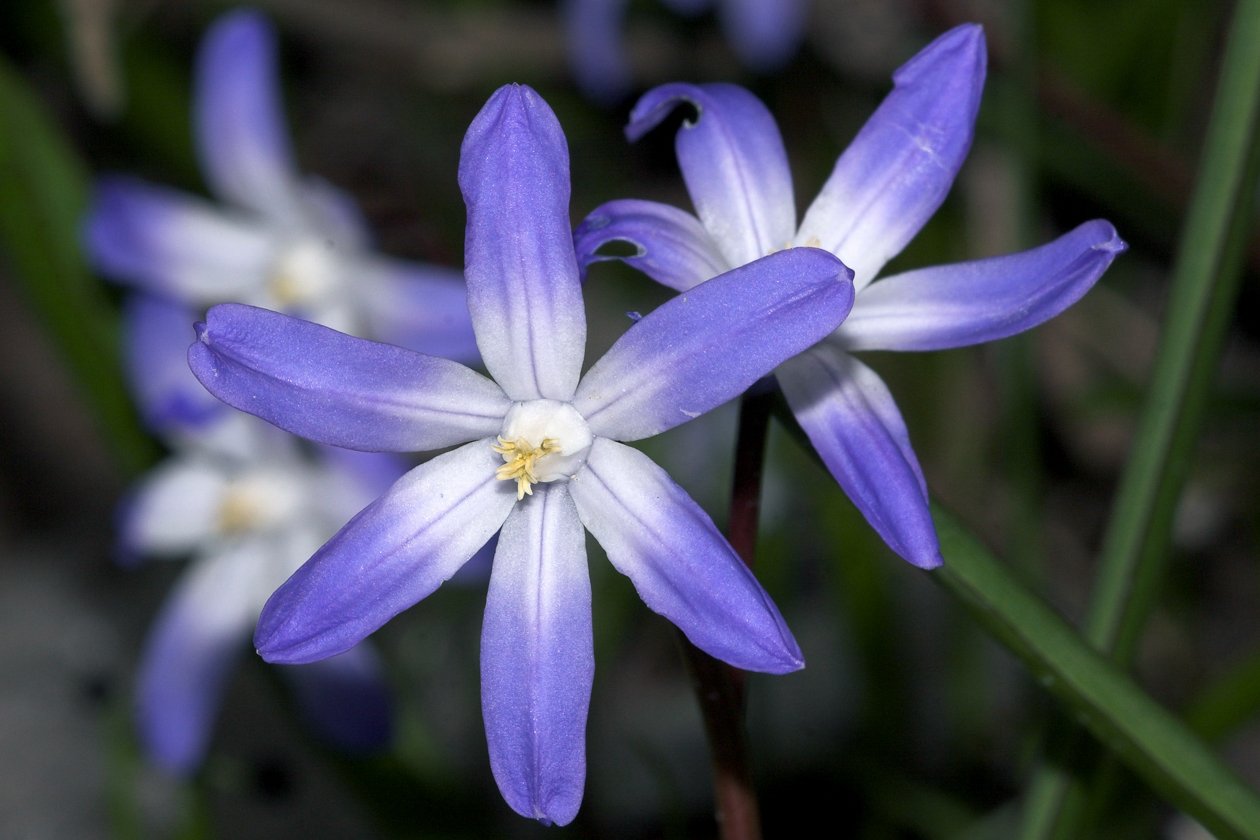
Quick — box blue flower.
[84,8,479,361]
[565,0,808,103]
[119,295,399,774]
[187,84,854,824]
[573,24,1127,569]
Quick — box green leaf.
[0,54,156,474]
[931,504,1260,840]
[1186,649,1260,744]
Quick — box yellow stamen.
[218,491,260,533]
[492,436,562,500]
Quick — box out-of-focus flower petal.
[190,304,509,452]
[280,642,393,753]
[255,440,517,663]
[135,540,265,773]
[838,220,1126,351]
[796,24,986,290]
[85,176,273,302]
[627,83,795,267]
[123,294,225,433]
[574,248,853,441]
[299,176,371,251]
[358,258,481,364]
[777,345,942,568]
[119,459,228,558]
[194,9,301,223]
[313,448,410,527]
[564,0,633,105]
[482,483,591,826]
[459,85,586,402]
[574,199,728,292]
[571,439,803,672]
[719,0,808,72]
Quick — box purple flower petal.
[255,440,517,663]
[459,85,586,402]
[838,220,1126,351]
[564,0,633,105]
[574,247,854,441]
[299,176,371,250]
[358,258,481,364]
[574,199,728,292]
[796,24,987,290]
[135,541,263,773]
[194,10,301,222]
[627,83,795,267]
[719,0,808,72]
[189,304,509,452]
[315,447,410,523]
[482,483,591,826]
[280,642,393,753]
[777,345,942,568]
[85,176,273,302]
[120,459,228,559]
[123,294,225,433]
[570,439,803,672]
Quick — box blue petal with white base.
[574,247,853,441]
[777,345,942,569]
[135,541,265,774]
[482,483,592,826]
[194,9,300,223]
[190,304,509,452]
[255,441,518,663]
[574,198,727,291]
[796,24,987,290]
[460,85,587,402]
[627,83,796,267]
[838,220,1127,351]
[570,439,803,671]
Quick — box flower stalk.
[678,388,776,840]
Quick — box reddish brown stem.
[676,389,775,840]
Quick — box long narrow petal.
[255,440,517,663]
[85,176,274,302]
[194,10,301,222]
[118,458,228,559]
[123,294,225,433]
[190,304,509,452]
[459,85,586,402]
[135,541,264,773]
[796,24,986,291]
[777,345,942,568]
[482,483,591,826]
[280,642,393,753]
[357,257,481,364]
[574,248,853,441]
[719,0,808,72]
[564,0,633,105]
[570,439,802,672]
[574,199,728,292]
[627,83,795,266]
[838,220,1127,351]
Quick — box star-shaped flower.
[84,9,478,359]
[188,84,854,823]
[574,24,1126,568]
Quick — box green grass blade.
[1015,0,1260,834]
[931,504,1260,840]
[0,55,156,475]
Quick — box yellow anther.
[492,436,562,500]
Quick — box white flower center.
[493,400,592,499]
[269,238,339,306]
[217,470,305,533]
